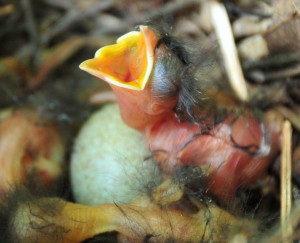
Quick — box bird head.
[80,25,182,131]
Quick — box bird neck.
[110,85,177,133]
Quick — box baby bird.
[80,25,281,201]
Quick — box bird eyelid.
[155,36,190,65]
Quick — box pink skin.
[145,112,281,201]
[110,84,178,133]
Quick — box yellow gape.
[80,25,157,91]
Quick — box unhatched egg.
[71,103,162,205]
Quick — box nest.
[0,0,300,242]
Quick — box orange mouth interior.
[79,26,158,90]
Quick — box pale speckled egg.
[71,103,162,205]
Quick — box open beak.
[79,25,158,91]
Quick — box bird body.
[146,111,280,200]
[80,25,281,201]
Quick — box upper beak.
[79,25,158,91]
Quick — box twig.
[292,0,300,14]
[21,0,40,69]
[92,0,201,36]
[41,0,72,10]
[26,37,87,90]
[0,10,24,38]
[0,4,14,16]
[248,82,289,106]
[276,106,300,132]
[223,0,271,18]
[280,120,293,242]
[2,36,111,91]
[210,1,249,102]
[41,0,117,45]
[250,64,300,83]
[265,64,300,80]
[243,52,300,70]
[127,0,201,25]
[21,0,38,49]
